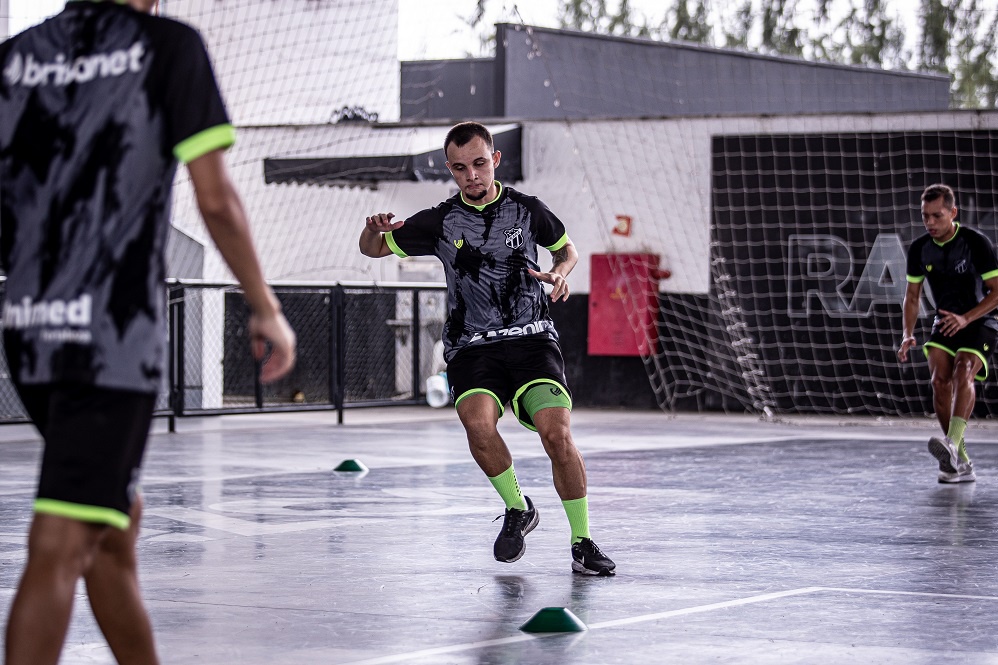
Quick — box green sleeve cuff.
[173,124,236,164]
[545,233,569,252]
[982,269,998,281]
[906,274,924,284]
[385,231,408,258]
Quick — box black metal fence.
[0,280,448,428]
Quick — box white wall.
[170,111,998,294]
[0,0,8,41]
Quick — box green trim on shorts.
[173,124,236,164]
[454,388,504,416]
[34,498,130,530]
[385,231,408,258]
[512,379,573,432]
[923,342,989,381]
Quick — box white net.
[563,114,998,417]
[165,5,998,418]
[7,2,998,417]
[485,24,998,417]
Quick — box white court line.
[342,585,998,665]
[586,586,825,629]
[818,587,998,602]
[342,587,823,665]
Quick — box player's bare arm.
[360,212,405,258]
[188,150,296,383]
[528,240,578,303]
[898,280,922,362]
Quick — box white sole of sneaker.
[938,474,976,484]
[928,437,959,474]
[571,561,616,576]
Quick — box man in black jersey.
[360,121,615,576]
[0,1,296,663]
[899,184,998,484]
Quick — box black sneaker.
[571,538,616,576]
[493,496,539,562]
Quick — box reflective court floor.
[2,407,998,664]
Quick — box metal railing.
[0,279,448,428]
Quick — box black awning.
[264,126,522,186]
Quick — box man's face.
[921,197,957,240]
[445,136,500,202]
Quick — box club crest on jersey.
[453,239,464,249]
[505,227,524,249]
[955,259,968,274]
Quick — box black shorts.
[15,382,155,529]
[925,319,998,381]
[447,335,571,428]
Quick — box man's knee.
[953,357,981,386]
[27,515,104,574]
[536,416,577,461]
[931,371,954,394]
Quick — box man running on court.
[0,1,296,663]
[898,183,998,483]
[359,121,615,575]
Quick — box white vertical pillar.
[0,0,10,41]
[202,289,224,409]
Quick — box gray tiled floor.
[2,407,997,664]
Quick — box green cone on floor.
[334,459,368,472]
[519,607,587,633]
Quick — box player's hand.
[528,269,570,302]
[250,311,297,383]
[365,212,405,233]
[897,335,917,363]
[937,309,968,336]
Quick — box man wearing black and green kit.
[360,121,615,576]
[899,183,998,484]
[0,1,296,662]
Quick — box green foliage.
[720,1,754,50]
[917,0,954,73]
[820,0,908,69]
[760,0,805,57]
[947,0,998,107]
[556,0,651,37]
[665,0,712,44]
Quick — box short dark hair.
[444,121,494,155]
[921,183,956,209]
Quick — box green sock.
[488,465,527,511]
[948,417,970,462]
[562,497,591,545]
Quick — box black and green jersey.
[0,1,234,392]
[906,223,998,330]
[387,183,570,362]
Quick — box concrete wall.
[401,59,497,121]
[497,24,951,120]
[169,111,998,299]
